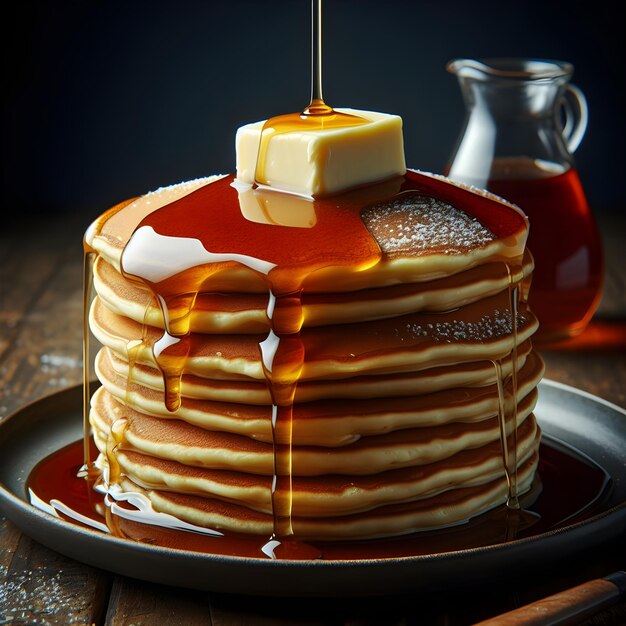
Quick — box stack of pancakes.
[86,174,543,540]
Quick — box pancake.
[93,348,544,445]
[84,169,543,542]
[90,385,539,474]
[113,451,539,539]
[89,293,538,382]
[92,251,535,333]
[95,419,539,518]
[99,340,537,404]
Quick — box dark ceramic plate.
[1,380,625,596]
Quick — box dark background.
[4,0,624,226]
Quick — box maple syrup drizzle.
[508,277,521,509]
[99,416,128,538]
[112,172,529,555]
[260,291,304,550]
[80,249,96,479]
[491,263,523,513]
[105,417,128,486]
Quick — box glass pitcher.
[446,58,603,344]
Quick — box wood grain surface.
[1,211,624,625]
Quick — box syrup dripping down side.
[80,248,97,480]
[494,262,522,512]
[259,290,312,558]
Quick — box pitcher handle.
[561,84,588,154]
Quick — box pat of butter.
[235,108,406,197]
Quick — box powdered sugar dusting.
[361,194,495,257]
[403,308,528,343]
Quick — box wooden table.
[1,211,624,625]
